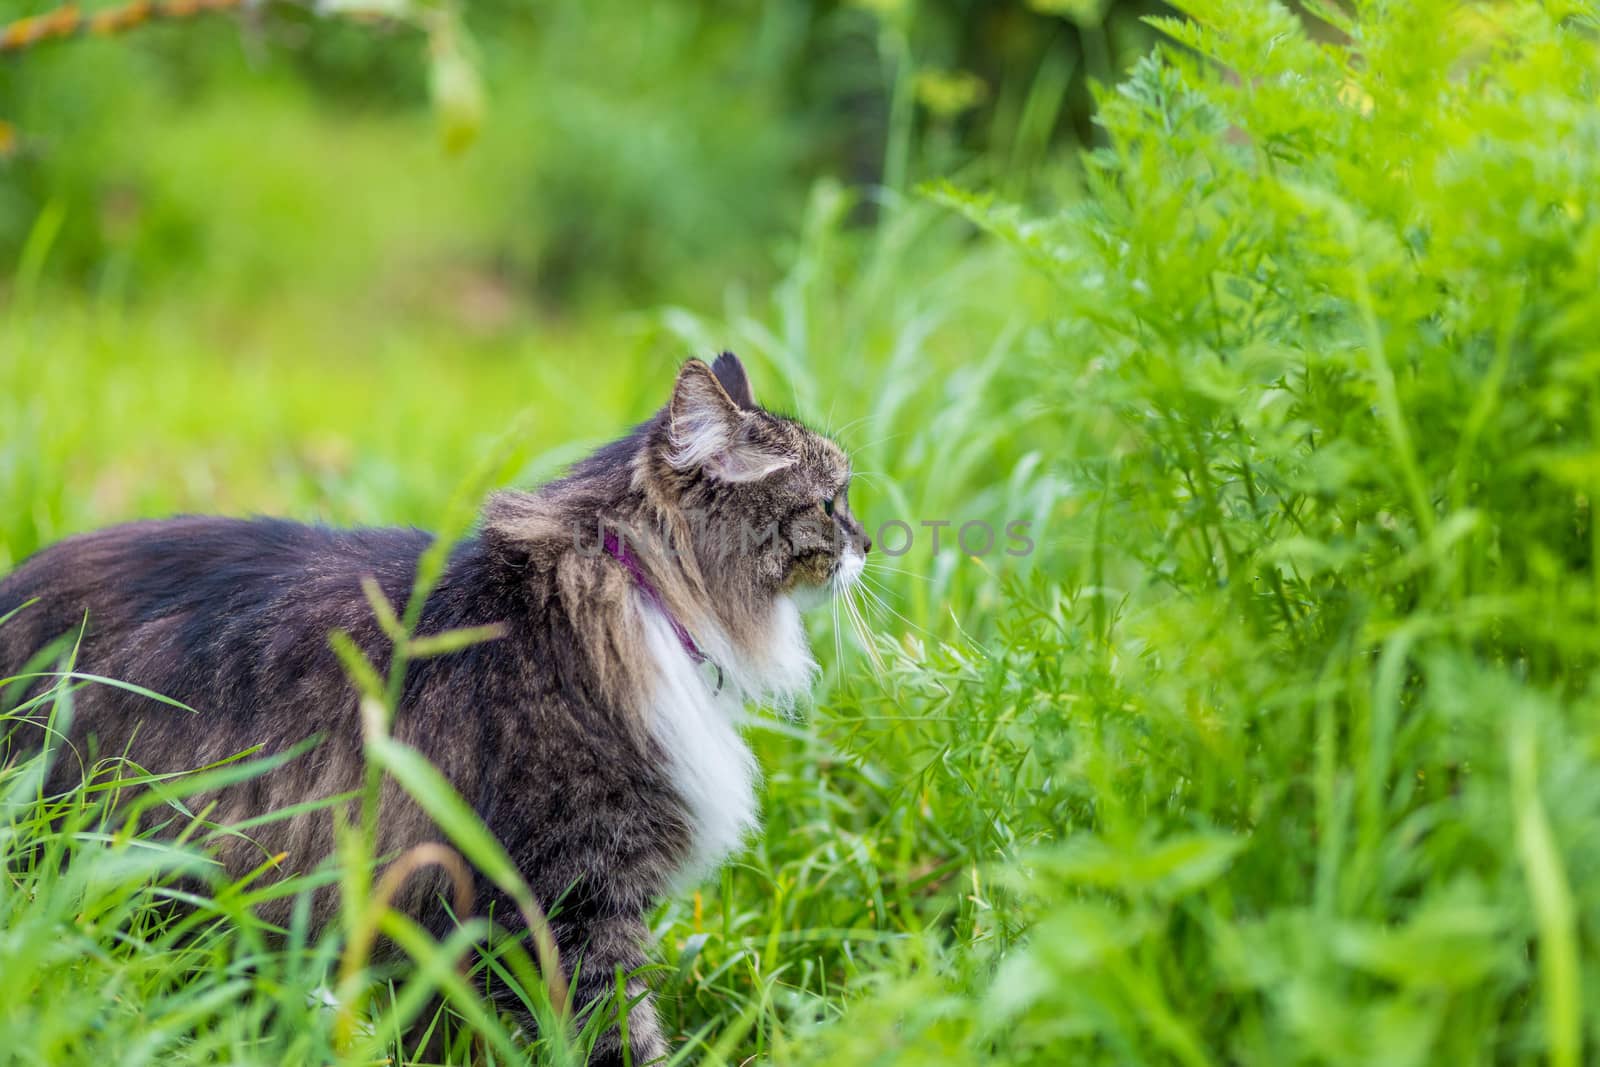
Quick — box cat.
[0,352,871,1064]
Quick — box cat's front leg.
[566,911,667,1066]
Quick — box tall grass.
[846,2,1599,1063]
[6,1,1600,1065]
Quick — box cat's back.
[1,516,429,654]
[0,516,432,759]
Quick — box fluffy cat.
[0,352,870,1064]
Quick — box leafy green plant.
[820,0,1600,1063]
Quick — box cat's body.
[0,354,869,1064]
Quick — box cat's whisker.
[843,472,896,492]
[854,578,936,641]
[853,581,894,621]
[841,584,885,675]
[838,585,851,684]
[856,595,888,676]
[860,570,913,595]
[842,430,909,455]
[827,412,885,448]
[863,560,932,583]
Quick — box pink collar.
[603,529,723,690]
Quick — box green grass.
[7,1,1600,1064]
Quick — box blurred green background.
[1,0,1161,297]
[0,0,1158,566]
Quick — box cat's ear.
[711,351,759,411]
[668,360,794,482]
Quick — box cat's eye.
[822,496,835,517]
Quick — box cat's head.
[648,352,869,606]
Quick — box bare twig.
[0,0,417,56]
[1,1,248,54]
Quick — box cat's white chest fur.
[637,595,813,881]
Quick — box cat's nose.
[862,533,872,554]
